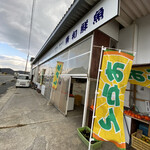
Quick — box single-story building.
[31,0,150,145]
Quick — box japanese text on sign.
[99,61,125,133]
[93,7,104,24]
[129,67,150,88]
[52,62,64,89]
[93,50,134,150]
[65,7,105,45]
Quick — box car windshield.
[18,76,29,80]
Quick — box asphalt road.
[0,75,16,96]
[0,75,14,84]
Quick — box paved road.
[0,75,14,84]
[0,88,88,150]
[0,88,134,150]
[0,75,16,96]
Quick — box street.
[0,75,15,96]
[0,87,87,150]
[0,74,14,84]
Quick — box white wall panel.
[118,14,150,114]
[99,20,119,41]
[124,83,130,108]
[123,116,131,144]
[136,14,150,64]
[135,85,150,113]
[118,24,134,52]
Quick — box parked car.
[14,72,19,78]
[16,74,30,88]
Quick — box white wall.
[118,14,150,114]
[99,20,119,41]
[135,14,150,64]
[118,14,150,64]
[118,24,134,52]
[135,85,150,113]
[123,116,131,144]
[124,83,131,108]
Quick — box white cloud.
[0,55,31,71]
[0,0,74,72]
[0,0,74,57]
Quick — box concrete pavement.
[0,87,119,150]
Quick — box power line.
[25,0,36,72]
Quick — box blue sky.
[0,43,27,59]
[0,43,29,71]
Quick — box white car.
[16,74,30,88]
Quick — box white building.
[31,0,150,144]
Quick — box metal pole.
[93,45,135,54]
[25,0,36,72]
[25,53,29,73]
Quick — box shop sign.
[59,0,119,53]
[52,61,64,89]
[39,0,119,65]
[129,67,150,88]
[93,50,134,150]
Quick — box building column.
[82,77,90,127]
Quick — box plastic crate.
[132,132,150,150]
[139,123,148,136]
[77,126,102,150]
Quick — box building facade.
[31,0,150,144]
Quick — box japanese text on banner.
[52,62,63,89]
[93,50,134,150]
[129,67,150,88]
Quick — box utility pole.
[25,0,35,73]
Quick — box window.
[18,75,29,80]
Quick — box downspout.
[132,23,138,111]
[132,22,138,63]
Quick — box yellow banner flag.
[93,50,134,150]
[52,61,64,89]
[129,66,150,88]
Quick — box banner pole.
[88,46,105,150]
[93,45,136,56]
